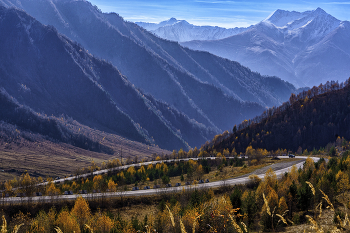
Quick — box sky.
[88,0,350,28]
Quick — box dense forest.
[204,79,350,154]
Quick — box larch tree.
[56,209,81,233]
[93,174,103,191]
[336,170,350,196]
[71,196,92,229]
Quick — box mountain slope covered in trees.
[206,80,350,154]
[0,0,296,133]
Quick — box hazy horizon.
[88,0,350,28]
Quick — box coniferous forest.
[206,79,350,154]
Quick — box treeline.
[205,78,350,153]
[0,89,114,154]
[1,157,246,197]
[3,152,350,232]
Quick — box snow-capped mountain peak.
[263,7,337,30]
[313,7,327,15]
[285,8,341,40]
[181,7,350,88]
[167,17,177,22]
[135,17,182,31]
[263,9,309,27]
[136,17,250,42]
[159,17,181,27]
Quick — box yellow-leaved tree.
[256,168,278,207]
[126,166,136,176]
[147,163,154,170]
[20,173,34,196]
[304,157,315,172]
[108,179,117,192]
[4,180,12,196]
[56,209,81,233]
[278,196,288,214]
[162,163,168,174]
[89,210,114,233]
[138,166,146,174]
[71,196,92,230]
[195,164,204,180]
[93,174,103,191]
[178,149,185,158]
[46,182,60,196]
[223,148,230,157]
[336,170,350,196]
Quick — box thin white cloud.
[205,7,271,13]
[194,0,239,3]
[90,0,350,28]
[323,2,350,4]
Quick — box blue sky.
[88,0,350,28]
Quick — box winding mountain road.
[0,156,320,204]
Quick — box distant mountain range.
[181,8,350,88]
[136,18,249,42]
[0,0,298,150]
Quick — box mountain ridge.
[136,17,249,42]
[181,8,350,88]
[206,79,350,154]
[0,0,296,135]
[0,5,221,150]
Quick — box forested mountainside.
[205,79,350,153]
[0,6,220,150]
[0,0,296,133]
[182,8,350,88]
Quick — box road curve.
[0,156,320,204]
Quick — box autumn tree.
[231,148,237,157]
[171,150,177,159]
[198,150,208,157]
[256,168,278,208]
[126,166,136,176]
[93,174,104,192]
[90,211,114,233]
[278,196,288,214]
[19,173,35,196]
[46,182,60,196]
[193,147,199,157]
[4,180,12,196]
[30,209,55,233]
[107,179,117,192]
[245,145,256,165]
[195,164,204,180]
[187,149,193,158]
[336,170,350,196]
[71,196,92,230]
[56,209,81,233]
[178,149,185,159]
